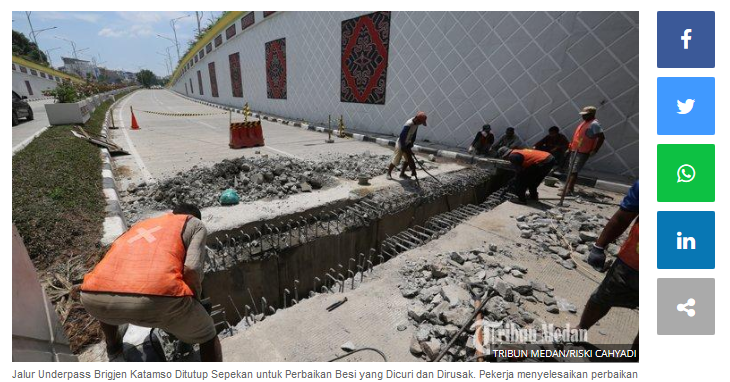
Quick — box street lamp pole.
[169,15,190,63]
[45,47,61,67]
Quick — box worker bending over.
[80,204,221,362]
[387,111,428,180]
[499,147,555,204]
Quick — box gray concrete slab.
[220,184,638,362]
[12,99,54,153]
[110,89,398,186]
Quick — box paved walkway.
[12,99,54,154]
[110,89,397,187]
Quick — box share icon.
[677,298,696,317]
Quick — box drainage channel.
[202,167,514,329]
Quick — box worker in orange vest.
[563,106,605,196]
[80,204,221,361]
[498,147,556,204]
[577,180,639,351]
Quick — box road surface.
[110,89,397,187]
[12,99,55,154]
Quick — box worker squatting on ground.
[468,124,494,156]
[498,147,555,204]
[490,127,525,156]
[533,126,570,167]
[387,111,427,180]
[563,106,606,196]
[577,181,639,351]
[80,204,222,362]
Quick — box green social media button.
[657,144,715,202]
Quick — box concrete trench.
[201,167,514,328]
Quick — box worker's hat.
[579,106,597,115]
[497,146,511,159]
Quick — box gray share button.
[657,278,715,335]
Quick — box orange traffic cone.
[130,106,140,130]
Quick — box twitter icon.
[677,99,695,114]
[658,77,714,135]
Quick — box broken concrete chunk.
[440,285,470,307]
[579,231,599,242]
[546,305,560,314]
[409,337,423,355]
[341,341,356,352]
[408,305,428,322]
[501,275,533,295]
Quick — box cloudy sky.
[12,11,223,76]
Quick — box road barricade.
[229,121,265,149]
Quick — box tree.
[136,69,158,88]
[12,30,49,66]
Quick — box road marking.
[116,93,157,184]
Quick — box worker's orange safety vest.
[81,214,194,297]
[511,149,552,168]
[569,119,600,154]
[618,219,639,270]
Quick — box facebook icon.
[657,11,715,68]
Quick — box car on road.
[12,91,33,126]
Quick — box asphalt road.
[12,99,54,154]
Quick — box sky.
[12,11,223,76]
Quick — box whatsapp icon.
[658,144,714,202]
[677,164,695,183]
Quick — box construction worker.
[468,124,495,156]
[577,180,639,351]
[533,126,569,167]
[562,106,605,196]
[80,204,221,362]
[491,127,525,156]
[498,146,555,203]
[387,111,427,180]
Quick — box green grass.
[12,90,134,352]
[13,91,131,269]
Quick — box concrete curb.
[99,91,137,246]
[12,126,49,156]
[174,92,509,169]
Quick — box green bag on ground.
[219,189,240,205]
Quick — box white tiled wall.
[173,11,639,177]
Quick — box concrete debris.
[398,249,577,361]
[513,208,617,273]
[340,341,356,352]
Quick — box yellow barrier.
[136,109,228,117]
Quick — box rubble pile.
[315,152,411,180]
[514,208,620,271]
[121,156,333,220]
[399,248,576,362]
[120,152,442,223]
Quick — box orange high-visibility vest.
[569,119,600,153]
[81,213,194,297]
[618,219,639,270]
[511,149,552,168]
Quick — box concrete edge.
[12,126,50,156]
[172,91,511,169]
[99,91,138,246]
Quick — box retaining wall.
[171,11,639,177]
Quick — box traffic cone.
[130,106,140,130]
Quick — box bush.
[47,83,79,103]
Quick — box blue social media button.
[657,211,715,269]
[657,77,715,135]
[658,11,715,68]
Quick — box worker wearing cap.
[80,203,221,362]
[468,124,495,156]
[498,146,555,203]
[577,180,639,351]
[563,106,605,196]
[387,111,427,180]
